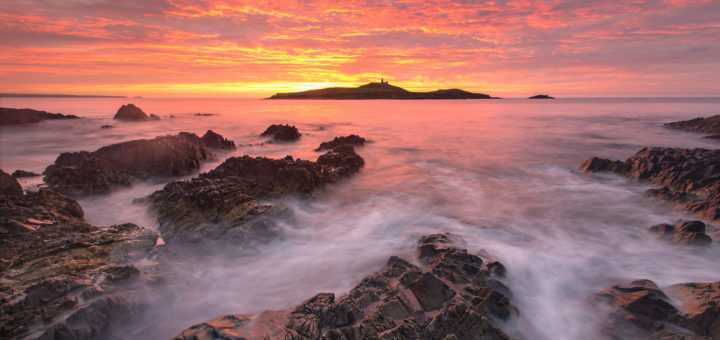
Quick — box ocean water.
[1,97,719,339]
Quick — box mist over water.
[1,97,720,339]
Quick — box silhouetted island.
[528,94,554,99]
[268,80,497,99]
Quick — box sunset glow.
[2,0,719,97]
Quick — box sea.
[1,97,719,339]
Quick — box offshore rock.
[113,103,149,121]
[174,234,513,340]
[11,169,39,178]
[43,132,218,196]
[592,279,720,339]
[0,188,159,339]
[648,220,713,246]
[147,146,364,246]
[580,147,720,222]
[0,169,23,197]
[315,134,367,151]
[666,115,720,139]
[260,124,301,142]
[0,107,79,125]
[528,94,555,99]
[201,129,236,150]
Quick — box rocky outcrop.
[666,115,720,139]
[0,188,159,339]
[528,94,554,99]
[11,169,39,178]
[592,279,720,339]
[580,147,720,222]
[268,82,497,99]
[113,104,150,121]
[43,132,221,196]
[0,107,79,125]
[649,220,713,246]
[260,124,301,142]
[174,233,514,340]
[0,169,23,197]
[146,145,364,246]
[315,134,366,151]
[201,129,236,150]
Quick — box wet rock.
[315,134,367,151]
[261,124,301,142]
[201,129,236,150]
[174,234,513,340]
[316,145,365,180]
[43,132,216,196]
[649,220,713,246]
[592,279,720,339]
[580,147,720,222]
[149,113,161,120]
[0,107,79,125]
[113,103,149,121]
[11,169,39,178]
[666,115,720,139]
[0,189,158,339]
[0,169,23,197]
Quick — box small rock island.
[528,94,555,99]
[268,79,497,99]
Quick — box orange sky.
[1,0,719,97]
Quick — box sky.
[1,0,719,98]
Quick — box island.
[528,94,555,99]
[267,79,497,99]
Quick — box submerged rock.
[43,132,224,196]
[113,104,149,121]
[201,129,236,150]
[580,147,720,222]
[147,146,364,246]
[0,107,79,125]
[315,134,367,151]
[260,124,301,142]
[649,220,713,246]
[666,115,720,139]
[174,234,514,340]
[0,169,23,197]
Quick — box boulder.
[201,129,236,150]
[260,124,301,142]
[149,113,161,120]
[315,134,367,151]
[580,148,720,222]
[113,104,149,121]
[648,220,713,246]
[0,169,23,197]
[666,115,720,138]
[174,234,514,340]
[11,169,39,178]
[0,107,79,125]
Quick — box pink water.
[1,97,719,339]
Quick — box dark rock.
[201,129,236,150]
[666,115,720,139]
[648,220,713,246]
[316,145,365,180]
[11,169,39,178]
[148,113,160,120]
[43,132,215,196]
[580,148,720,222]
[315,134,367,151]
[0,107,78,125]
[173,234,513,340]
[0,169,23,197]
[101,124,113,129]
[194,113,215,116]
[113,104,149,121]
[528,94,555,99]
[261,124,301,142]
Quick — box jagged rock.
[43,132,216,196]
[580,148,720,222]
[261,124,301,142]
[147,146,364,246]
[201,129,236,150]
[149,113,161,121]
[0,107,79,125]
[174,234,513,340]
[0,189,159,339]
[649,221,713,246]
[315,135,366,151]
[592,279,720,339]
[113,103,149,121]
[11,169,39,178]
[0,169,23,197]
[666,115,720,139]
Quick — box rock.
[113,103,149,121]
[11,169,39,178]
[43,132,216,196]
[592,279,720,339]
[101,124,113,129]
[580,148,720,222]
[0,169,23,197]
[267,82,497,99]
[0,107,79,125]
[648,220,713,246]
[174,234,514,340]
[315,134,367,151]
[149,113,161,120]
[528,94,555,99]
[147,146,364,246]
[201,129,236,150]
[261,124,301,142]
[666,115,720,138]
[0,188,159,339]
